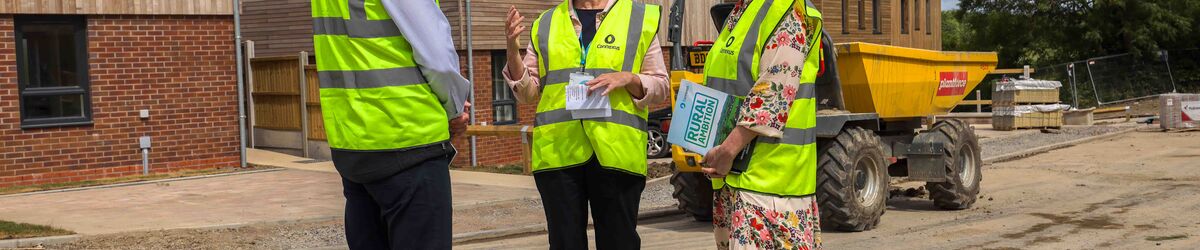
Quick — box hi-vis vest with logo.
[530,0,661,175]
[312,0,450,151]
[703,0,823,197]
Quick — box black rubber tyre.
[647,128,671,159]
[816,127,889,232]
[924,119,983,210]
[670,171,714,221]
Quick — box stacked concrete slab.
[992,78,1066,130]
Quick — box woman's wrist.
[622,73,645,98]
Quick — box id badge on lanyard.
[563,36,611,119]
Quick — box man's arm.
[382,0,471,118]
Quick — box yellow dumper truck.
[663,2,998,232]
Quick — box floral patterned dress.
[712,1,823,249]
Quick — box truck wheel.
[924,119,982,210]
[817,127,889,232]
[670,171,714,221]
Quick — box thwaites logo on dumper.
[684,93,719,148]
[937,72,969,96]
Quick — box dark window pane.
[19,22,79,88]
[17,16,92,128]
[22,94,85,119]
[858,0,866,30]
[493,105,515,124]
[491,51,518,124]
[872,0,881,34]
[914,0,920,31]
[901,0,909,34]
[841,0,848,34]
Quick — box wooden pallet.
[993,110,1064,131]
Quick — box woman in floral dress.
[701,0,825,249]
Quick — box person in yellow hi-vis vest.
[502,0,669,248]
[312,0,471,248]
[700,0,824,248]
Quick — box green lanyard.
[580,36,590,72]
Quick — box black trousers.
[341,155,452,250]
[534,156,646,250]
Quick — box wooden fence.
[249,52,323,157]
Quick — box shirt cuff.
[502,63,540,104]
[631,74,662,109]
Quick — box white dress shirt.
[381,0,471,118]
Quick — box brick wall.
[0,15,240,187]
[450,51,539,166]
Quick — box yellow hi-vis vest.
[529,0,661,175]
[703,0,823,196]
[312,0,450,151]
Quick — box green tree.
[953,0,1200,67]
[941,10,972,51]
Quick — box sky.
[943,0,959,10]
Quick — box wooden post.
[976,90,982,112]
[299,51,310,157]
[245,40,256,148]
[521,125,532,174]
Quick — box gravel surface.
[979,125,1131,159]
[51,220,346,250]
[639,176,677,210]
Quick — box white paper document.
[565,72,612,119]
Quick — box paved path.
[0,149,539,235]
[458,131,1200,249]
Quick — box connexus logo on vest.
[719,36,736,55]
[597,34,621,50]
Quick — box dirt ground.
[460,130,1200,249]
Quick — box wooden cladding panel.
[241,0,942,56]
[446,0,725,50]
[242,0,313,58]
[0,0,233,15]
[811,0,940,50]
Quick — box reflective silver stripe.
[536,12,554,74]
[794,83,816,100]
[318,67,427,89]
[540,68,618,91]
[757,127,816,145]
[707,0,775,96]
[706,77,750,96]
[313,18,402,38]
[535,108,647,131]
[540,69,576,86]
[621,3,646,72]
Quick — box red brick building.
[0,1,241,187]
